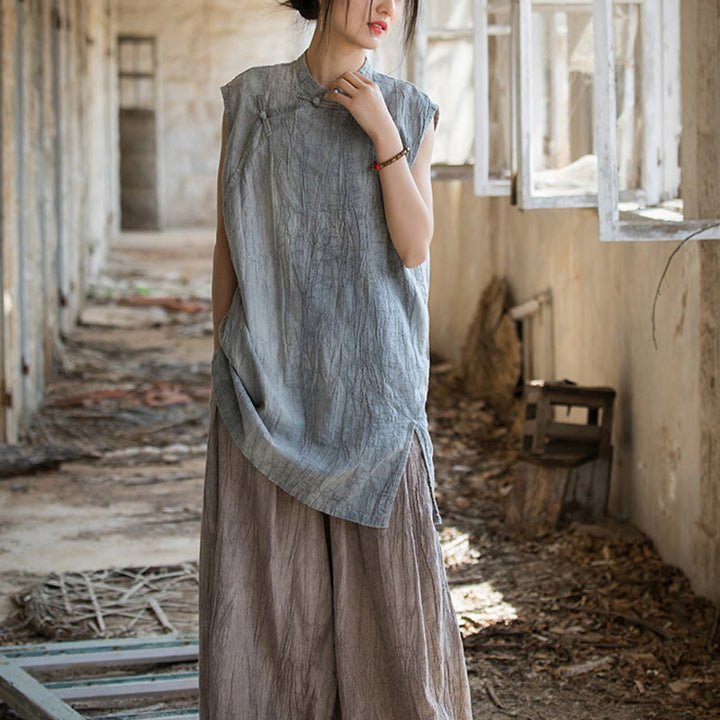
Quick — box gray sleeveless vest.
[212,50,441,527]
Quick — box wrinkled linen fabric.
[213,50,441,528]
[199,395,474,720]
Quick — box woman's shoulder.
[222,59,295,92]
[372,70,439,136]
[372,70,436,108]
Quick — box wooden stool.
[508,381,616,536]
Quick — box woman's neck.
[304,33,368,89]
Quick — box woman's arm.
[213,112,238,351]
[372,120,435,269]
[325,72,435,269]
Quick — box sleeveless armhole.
[407,89,440,169]
[220,83,236,133]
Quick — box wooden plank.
[561,457,612,522]
[531,395,552,453]
[94,712,198,720]
[506,461,568,536]
[0,633,199,658]
[1,635,198,674]
[546,421,602,442]
[46,670,198,701]
[542,391,615,407]
[474,0,512,197]
[0,654,85,720]
[93,711,198,720]
[8,642,198,672]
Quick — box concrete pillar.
[682,0,720,602]
[1,0,22,440]
[0,0,119,440]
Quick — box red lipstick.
[368,20,387,34]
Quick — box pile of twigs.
[15,563,199,640]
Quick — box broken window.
[118,36,157,110]
[515,0,648,208]
[414,0,475,173]
[474,1,514,196]
[593,0,720,241]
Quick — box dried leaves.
[427,364,720,719]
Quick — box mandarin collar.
[295,50,373,102]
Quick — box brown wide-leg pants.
[199,396,473,720]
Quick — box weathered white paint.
[1,0,21,440]
[0,0,118,440]
[682,0,720,604]
[594,0,720,242]
[516,0,605,209]
[474,0,512,197]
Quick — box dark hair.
[280,0,419,51]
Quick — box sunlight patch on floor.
[450,581,518,635]
[440,524,518,635]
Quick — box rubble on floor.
[428,364,720,719]
[1,235,718,719]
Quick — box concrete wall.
[0,0,119,441]
[117,0,309,228]
[681,0,720,606]
[430,188,706,586]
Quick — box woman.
[199,0,474,717]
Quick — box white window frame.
[412,6,475,180]
[516,0,599,208]
[514,0,655,209]
[473,0,513,196]
[592,0,720,241]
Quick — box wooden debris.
[0,444,82,479]
[427,365,720,717]
[82,573,106,633]
[559,654,615,677]
[16,565,199,640]
[455,276,521,418]
[117,296,209,314]
[148,598,178,634]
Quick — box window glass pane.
[119,77,135,109]
[528,2,643,197]
[136,41,154,74]
[487,12,512,181]
[119,41,134,73]
[135,78,155,109]
[118,38,156,110]
[613,3,643,193]
[529,6,596,196]
[427,0,473,30]
[427,37,474,165]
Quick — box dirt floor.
[0,230,718,719]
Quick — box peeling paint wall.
[682,0,720,603]
[0,0,119,441]
[430,191,706,591]
[117,0,308,228]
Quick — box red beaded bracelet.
[372,146,410,171]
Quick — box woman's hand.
[324,72,398,145]
[325,72,435,269]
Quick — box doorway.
[118,35,160,230]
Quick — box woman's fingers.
[328,71,373,93]
[335,77,357,95]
